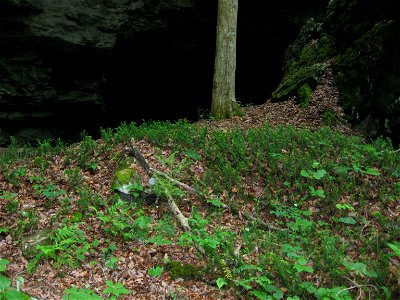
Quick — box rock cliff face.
[0,0,179,143]
[0,0,327,144]
[273,0,399,145]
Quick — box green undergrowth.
[1,120,399,299]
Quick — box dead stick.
[124,143,193,232]
[243,211,286,232]
[150,167,198,195]
[164,189,191,232]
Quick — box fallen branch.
[243,211,286,232]
[164,189,190,232]
[124,141,192,232]
[124,142,228,209]
[124,141,209,255]
[150,167,198,195]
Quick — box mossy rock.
[297,83,312,107]
[283,18,323,72]
[111,168,135,192]
[165,261,202,280]
[272,63,326,101]
[273,17,336,102]
[333,20,400,140]
[20,228,52,259]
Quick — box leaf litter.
[0,66,399,299]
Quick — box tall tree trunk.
[211,0,243,119]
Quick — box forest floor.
[0,68,399,300]
[197,68,356,135]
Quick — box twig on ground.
[149,167,198,195]
[124,141,192,232]
[124,141,228,209]
[244,211,286,232]
[341,277,377,300]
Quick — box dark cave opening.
[0,0,330,145]
[103,4,305,126]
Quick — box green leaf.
[312,169,327,180]
[184,150,202,161]
[363,168,380,176]
[309,186,325,198]
[263,284,283,299]
[350,262,367,274]
[294,264,314,273]
[103,281,130,297]
[148,266,164,277]
[387,243,400,256]
[311,161,321,168]
[300,281,317,293]
[0,259,10,272]
[0,275,11,291]
[336,203,354,211]
[300,170,311,178]
[63,287,102,299]
[206,198,224,208]
[105,256,118,269]
[297,257,308,266]
[339,217,356,225]
[108,244,117,251]
[5,289,29,300]
[0,228,9,234]
[334,165,351,175]
[147,235,173,246]
[216,277,228,289]
[365,270,378,278]
[251,290,270,300]
[70,212,83,223]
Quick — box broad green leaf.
[206,198,224,208]
[5,289,29,300]
[0,259,10,272]
[63,287,102,299]
[0,275,11,290]
[363,168,380,176]
[300,170,311,178]
[365,270,378,278]
[339,217,356,225]
[148,266,164,277]
[103,281,130,297]
[105,256,118,269]
[273,289,284,299]
[216,277,227,289]
[350,262,367,274]
[252,290,270,300]
[297,257,308,266]
[294,264,314,273]
[184,149,202,161]
[387,243,400,256]
[312,169,327,179]
[309,186,325,198]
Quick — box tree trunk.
[211,0,243,119]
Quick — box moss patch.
[112,168,135,191]
[272,63,326,101]
[115,168,134,184]
[273,28,335,102]
[165,261,202,280]
[297,83,312,107]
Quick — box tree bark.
[211,0,242,119]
